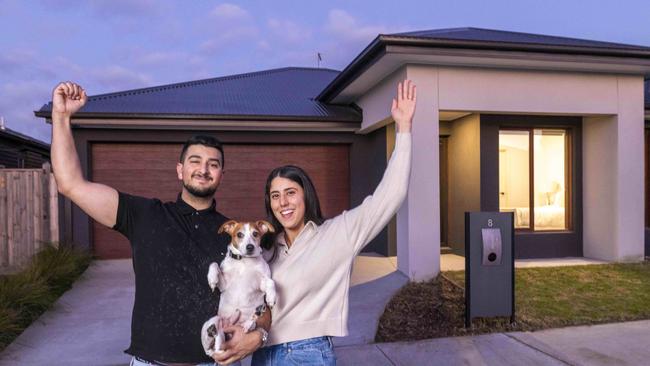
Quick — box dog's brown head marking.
[218,220,275,257]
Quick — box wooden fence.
[0,163,59,273]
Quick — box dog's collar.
[229,250,243,260]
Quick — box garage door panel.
[91,143,349,259]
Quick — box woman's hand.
[391,79,416,133]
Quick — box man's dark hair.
[179,135,225,167]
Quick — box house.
[36,28,650,280]
[0,118,50,169]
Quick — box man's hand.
[391,79,416,133]
[212,325,262,365]
[52,81,87,119]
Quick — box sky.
[1,0,650,143]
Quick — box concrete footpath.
[1,259,649,366]
[337,320,650,365]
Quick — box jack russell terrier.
[201,220,277,357]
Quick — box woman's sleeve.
[338,132,412,255]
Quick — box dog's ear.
[256,220,275,234]
[218,220,238,235]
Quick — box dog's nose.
[246,244,254,253]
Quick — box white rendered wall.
[614,77,645,261]
[583,116,618,259]
[356,68,407,133]
[356,66,441,280]
[437,67,619,115]
[582,76,644,261]
[400,65,440,280]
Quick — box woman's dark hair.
[262,165,324,259]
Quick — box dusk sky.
[2,0,649,143]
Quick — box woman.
[252,80,416,365]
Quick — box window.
[499,128,570,231]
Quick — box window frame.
[499,127,573,232]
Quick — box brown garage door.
[91,143,350,259]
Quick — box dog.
[200,220,277,357]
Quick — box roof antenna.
[0,116,5,130]
[317,52,322,68]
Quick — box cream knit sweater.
[266,132,411,346]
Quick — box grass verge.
[0,245,92,351]
[376,261,650,343]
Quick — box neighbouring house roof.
[35,67,361,123]
[0,126,50,151]
[317,27,650,102]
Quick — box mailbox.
[465,212,514,327]
[481,228,502,265]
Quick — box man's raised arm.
[51,81,119,227]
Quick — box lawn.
[376,261,650,342]
[0,246,91,352]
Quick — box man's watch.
[255,327,269,348]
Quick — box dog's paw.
[201,316,219,355]
[264,278,277,307]
[207,262,220,291]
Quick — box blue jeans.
[129,356,218,366]
[251,336,336,365]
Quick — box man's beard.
[183,181,217,198]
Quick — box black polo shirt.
[113,191,229,363]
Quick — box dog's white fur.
[201,220,277,357]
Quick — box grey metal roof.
[35,67,361,122]
[0,127,50,150]
[318,27,650,102]
[391,28,650,52]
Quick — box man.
[50,81,269,365]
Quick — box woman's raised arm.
[336,80,416,254]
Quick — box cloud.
[40,0,161,17]
[0,49,37,72]
[324,9,389,43]
[267,18,312,44]
[210,3,250,22]
[132,51,187,66]
[88,65,153,92]
[200,26,259,53]
[0,50,85,83]
[316,9,409,69]
[0,60,155,144]
[89,0,158,16]
[199,3,259,54]
[0,80,54,142]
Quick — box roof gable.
[318,27,650,102]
